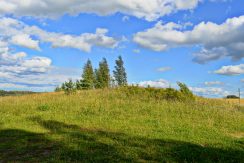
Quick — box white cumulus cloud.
[0,0,201,21]
[11,34,40,50]
[214,64,244,76]
[133,16,244,63]
[157,67,172,72]
[204,81,224,86]
[138,79,170,88]
[189,87,230,97]
[0,17,118,52]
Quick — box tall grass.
[0,89,243,162]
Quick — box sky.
[0,0,243,97]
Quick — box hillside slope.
[0,89,243,162]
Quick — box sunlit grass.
[0,89,243,162]
[221,98,244,106]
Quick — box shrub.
[54,86,62,92]
[226,95,239,99]
[63,79,76,95]
[162,88,181,101]
[177,82,195,102]
[37,104,50,111]
[120,83,195,102]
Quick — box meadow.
[0,88,244,162]
[223,98,244,106]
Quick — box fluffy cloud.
[0,40,80,91]
[11,34,40,50]
[0,17,118,52]
[0,83,27,89]
[0,48,51,76]
[157,67,172,72]
[0,0,200,21]
[0,67,80,91]
[214,64,244,76]
[204,81,224,86]
[190,87,230,97]
[25,27,118,52]
[0,40,55,91]
[138,79,170,88]
[133,16,244,63]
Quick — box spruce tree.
[94,68,102,89]
[95,58,110,88]
[113,56,127,86]
[81,59,95,89]
[63,79,76,95]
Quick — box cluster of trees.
[56,56,127,94]
[0,90,35,96]
[226,95,239,99]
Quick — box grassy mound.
[0,89,243,162]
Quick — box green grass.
[0,89,243,162]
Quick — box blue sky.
[0,0,243,97]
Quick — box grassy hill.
[0,88,243,162]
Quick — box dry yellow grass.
[219,98,244,106]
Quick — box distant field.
[0,89,243,162]
[219,98,244,106]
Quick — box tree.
[81,59,95,89]
[177,82,195,101]
[226,95,239,99]
[54,86,62,92]
[94,68,102,88]
[95,58,110,88]
[63,79,76,95]
[113,56,127,86]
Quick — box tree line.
[56,56,127,94]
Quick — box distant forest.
[0,90,36,97]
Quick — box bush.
[120,83,195,102]
[162,88,181,101]
[177,82,195,102]
[226,95,239,99]
[37,104,50,111]
[63,79,76,95]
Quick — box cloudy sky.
[0,0,243,97]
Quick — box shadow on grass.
[0,118,243,162]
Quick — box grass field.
[0,89,244,162]
[222,98,244,106]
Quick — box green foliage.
[162,88,181,101]
[113,56,127,86]
[37,104,50,111]
[63,79,76,95]
[94,68,102,88]
[177,82,195,101]
[226,95,239,99]
[95,58,110,88]
[76,79,92,90]
[57,57,129,92]
[54,86,62,92]
[81,59,95,89]
[0,90,35,96]
[121,83,194,102]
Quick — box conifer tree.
[63,79,76,95]
[113,56,127,86]
[94,68,102,88]
[81,59,95,89]
[95,58,110,88]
